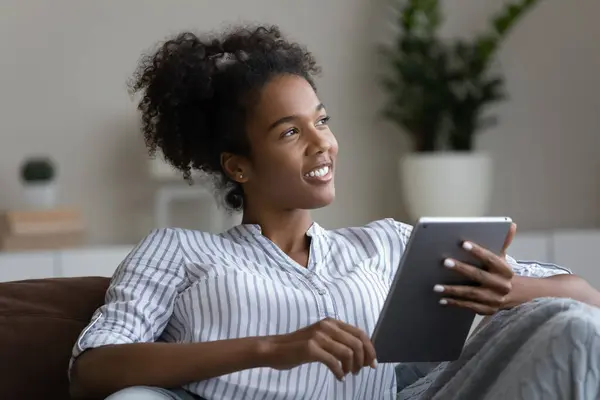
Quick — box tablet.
[371,216,513,363]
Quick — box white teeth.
[306,165,330,178]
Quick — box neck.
[241,206,313,253]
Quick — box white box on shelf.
[154,184,227,232]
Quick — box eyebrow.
[267,103,326,131]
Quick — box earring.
[239,174,243,179]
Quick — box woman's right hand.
[261,318,377,381]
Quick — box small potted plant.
[20,157,58,209]
[381,0,539,219]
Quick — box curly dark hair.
[129,25,321,211]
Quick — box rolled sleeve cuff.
[506,255,572,278]
[75,330,136,355]
[69,312,139,380]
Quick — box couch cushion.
[0,277,109,399]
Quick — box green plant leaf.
[20,158,56,182]
[379,0,539,152]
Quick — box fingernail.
[433,284,445,293]
[443,258,455,268]
[439,299,448,305]
[371,360,378,369]
[462,241,473,251]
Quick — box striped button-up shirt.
[70,218,570,400]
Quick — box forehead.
[252,75,320,123]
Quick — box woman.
[69,26,600,400]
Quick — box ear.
[221,152,249,183]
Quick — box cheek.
[253,151,302,182]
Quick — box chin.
[305,188,336,210]
[309,198,334,210]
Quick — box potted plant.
[381,0,539,218]
[20,157,58,209]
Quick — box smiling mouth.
[304,164,333,182]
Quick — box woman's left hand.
[435,223,518,315]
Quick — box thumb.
[501,223,517,257]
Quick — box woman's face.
[241,74,339,211]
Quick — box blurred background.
[0,0,598,286]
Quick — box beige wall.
[0,0,598,245]
[442,0,600,233]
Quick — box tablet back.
[371,217,512,363]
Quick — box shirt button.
[318,289,327,295]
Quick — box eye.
[316,115,331,126]
[280,127,299,138]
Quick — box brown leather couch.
[0,277,109,399]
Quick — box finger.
[307,341,346,381]
[319,335,355,376]
[332,320,377,368]
[443,258,512,295]
[327,327,363,374]
[331,329,364,374]
[434,284,506,307]
[317,319,360,373]
[501,223,517,256]
[460,241,514,279]
[439,297,497,315]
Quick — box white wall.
[0,0,599,245]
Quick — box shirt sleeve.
[388,219,572,278]
[69,228,188,373]
[505,255,572,278]
[388,218,413,248]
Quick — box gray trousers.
[399,298,600,399]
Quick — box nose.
[305,129,331,156]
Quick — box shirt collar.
[230,221,326,239]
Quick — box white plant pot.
[22,182,58,210]
[400,152,492,219]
